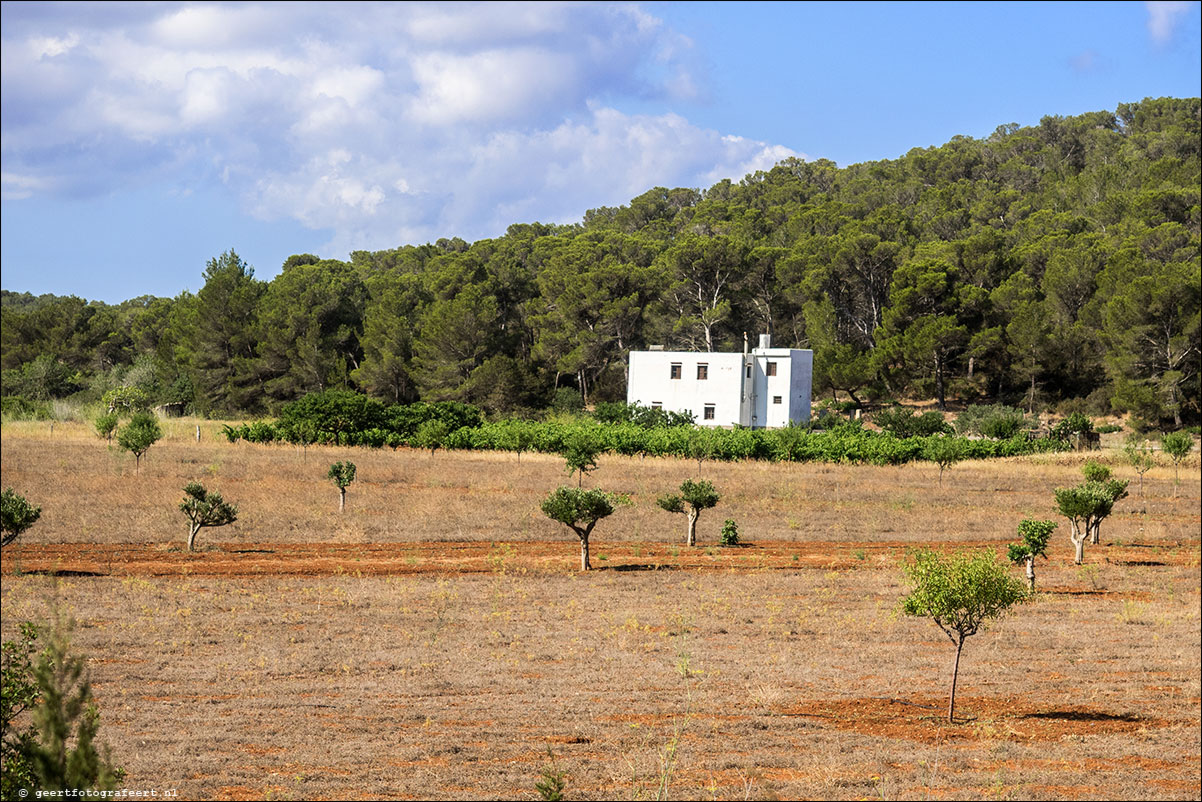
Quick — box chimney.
[758,333,772,350]
[743,332,749,354]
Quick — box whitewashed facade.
[626,336,813,428]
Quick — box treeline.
[2,97,1199,427]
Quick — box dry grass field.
[1,420,1199,800]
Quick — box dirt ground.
[1,423,1199,800]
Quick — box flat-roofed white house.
[626,335,813,428]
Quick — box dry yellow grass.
[1,422,1199,800]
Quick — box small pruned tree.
[328,461,356,513]
[899,548,1027,722]
[100,386,149,416]
[179,482,238,552]
[1080,459,1111,483]
[657,479,720,547]
[1053,478,1127,562]
[414,419,449,457]
[1008,519,1057,591]
[116,412,161,474]
[923,435,967,486]
[1123,439,1156,500]
[1,488,41,548]
[561,433,601,488]
[1161,431,1193,490]
[93,412,119,443]
[540,487,625,571]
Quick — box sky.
[2,1,1199,303]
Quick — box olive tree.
[1161,431,1193,490]
[900,548,1027,722]
[923,435,967,486]
[116,412,161,474]
[1,489,41,548]
[328,461,356,513]
[180,482,238,552]
[540,487,624,571]
[1054,477,1127,563]
[561,433,601,488]
[657,479,720,547]
[1007,519,1056,591]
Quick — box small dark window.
[766,361,777,376]
[745,365,751,378]
[697,364,708,380]
[773,396,783,405]
[703,404,715,420]
[651,402,662,409]
[670,363,682,380]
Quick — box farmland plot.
[2,423,1199,800]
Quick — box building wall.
[627,347,812,428]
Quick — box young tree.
[92,412,119,443]
[1007,519,1057,591]
[1161,431,1194,490]
[179,482,238,552]
[900,548,1027,722]
[540,487,624,571]
[1053,479,1126,562]
[1123,439,1155,500]
[1,488,41,548]
[561,432,601,488]
[27,616,122,796]
[923,435,967,486]
[414,419,450,457]
[657,479,721,547]
[116,412,161,474]
[328,461,356,513]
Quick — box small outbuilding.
[626,335,812,428]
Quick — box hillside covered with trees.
[2,97,1199,427]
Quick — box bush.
[0,396,53,421]
[955,404,1032,439]
[719,519,740,547]
[1,488,42,548]
[872,407,952,438]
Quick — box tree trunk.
[339,487,346,513]
[948,635,965,723]
[1026,556,1035,591]
[686,509,699,547]
[1089,520,1099,545]
[188,523,201,552]
[579,534,591,571]
[1072,530,1085,565]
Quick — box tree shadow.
[1020,710,1141,723]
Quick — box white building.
[626,335,812,428]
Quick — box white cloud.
[1146,1,1192,43]
[1,2,798,253]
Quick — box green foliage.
[561,432,602,486]
[592,401,694,428]
[1,488,42,548]
[872,407,952,438]
[1008,520,1057,589]
[180,482,238,551]
[922,435,968,484]
[1,623,39,798]
[278,390,387,443]
[26,617,122,796]
[954,404,1032,439]
[719,518,740,547]
[540,486,626,570]
[900,548,1028,721]
[93,412,119,441]
[1051,412,1095,442]
[1080,460,1111,483]
[100,386,149,416]
[327,461,357,489]
[657,479,721,546]
[534,747,567,801]
[116,412,161,472]
[1161,431,1194,486]
[0,396,53,421]
[414,419,450,455]
[551,387,584,414]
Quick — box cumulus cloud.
[0,1,799,251]
[1145,1,1192,43]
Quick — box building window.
[745,365,751,379]
[670,363,682,380]
[651,402,662,409]
[773,396,782,405]
[766,361,777,376]
[697,363,708,380]
[703,404,715,420]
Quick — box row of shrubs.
[221,392,1068,465]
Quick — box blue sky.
[2,1,1199,303]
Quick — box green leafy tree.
[1123,438,1156,500]
[116,412,161,474]
[190,250,266,414]
[900,548,1027,722]
[719,518,740,547]
[561,432,602,488]
[1160,431,1194,489]
[92,412,119,443]
[1,623,39,798]
[657,479,720,547]
[540,487,625,571]
[923,435,967,485]
[328,461,357,513]
[27,617,122,796]
[1007,519,1057,591]
[180,482,238,552]
[1053,478,1127,563]
[1,488,41,548]
[100,386,149,416]
[414,419,450,457]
